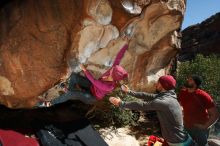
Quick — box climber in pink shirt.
[50,41,129,105]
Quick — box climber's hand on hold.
[80,64,86,72]
[122,35,129,42]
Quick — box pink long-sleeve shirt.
[84,44,128,100]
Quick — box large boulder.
[0,0,186,108]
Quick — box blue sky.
[182,0,220,29]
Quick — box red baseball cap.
[158,75,176,90]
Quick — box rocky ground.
[99,113,220,146]
[99,112,161,146]
[100,126,220,146]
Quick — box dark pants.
[51,73,97,105]
[186,128,210,146]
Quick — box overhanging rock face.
[0,0,186,108]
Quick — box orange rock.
[0,0,185,108]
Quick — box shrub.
[176,54,220,100]
[91,89,140,128]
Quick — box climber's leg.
[68,73,91,91]
[36,73,95,107]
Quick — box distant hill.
[179,12,220,61]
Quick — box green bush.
[176,54,220,100]
[91,89,140,128]
[107,91,140,127]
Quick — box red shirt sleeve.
[198,90,215,109]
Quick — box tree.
[176,54,220,101]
